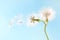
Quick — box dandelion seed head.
[26,13,39,27]
[39,7,56,21]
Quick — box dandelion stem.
[44,23,49,40]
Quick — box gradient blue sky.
[0,0,60,40]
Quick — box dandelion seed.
[14,14,23,25]
[16,19,23,25]
[9,18,15,28]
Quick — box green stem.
[44,23,49,40]
[38,19,49,40]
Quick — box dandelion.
[8,7,56,40]
[30,16,40,23]
[26,13,40,27]
[39,8,56,40]
[40,7,56,22]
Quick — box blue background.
[0,0,60,40]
